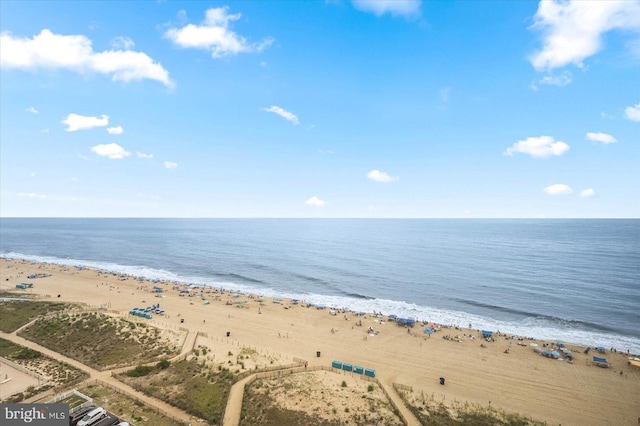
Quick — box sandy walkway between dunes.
[2,258,639,425]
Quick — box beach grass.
[0,299,67,332]
[241,371,403,426]
[118,357,234,424]
[0,337,89,403]
[398,389,546,426]
[57,393,87,409]
[18,312,180,369]
[79,382,185,426]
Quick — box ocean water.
[1,218,639,353]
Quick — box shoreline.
[2,257,640,425]
[2,253,638,354]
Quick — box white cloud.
[62,113,109,132]
[534,71,573,89]
[164,161,178,169]
[19,192,47,199]
[529,1,640,71]
[107,125,123,135]
[137,152,153,159]
[351,0,421,17]
[625,103,640,121]
[504,136,570,158]
[263,106,300,125]
[305,196,326,207]
[586,132,617,144]
[0,29,173,86]
[366,169,398,183]
[110,36,135,50]
[26,106,38,114]
[544,184,573,195]
[91,143,131,159]
[579,188,596,198]
[164,7,274,58]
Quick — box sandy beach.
[2,258,639,425]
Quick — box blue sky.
[1,0,638,218]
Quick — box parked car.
[116,422,130,426]
[69,406,96,426]
[76,407,107,426]
[93,415,121,426]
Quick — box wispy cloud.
[107,125,123,135]
[26,106,38,114]
[0,29,173,86]
[351,0,421,17]
[586,132,617,144]
[62,113,109,132]
[165,7,273,58]
[529,1,640,71]
[504,135,570,158]
[110,36,135,50]
[164,161,178,169]
[625,102,640,121]
[579,188,596,198]
[305,196,326,207]
[137,152,153,159]
[91,143,131,159]
[543,184,573,195]
[19,192,47,199]
[263,106,299,125]
[367,169,398,183]
[531,71,573,90]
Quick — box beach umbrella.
[423,328,433,335]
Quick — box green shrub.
[126,365,154,377]
[15,348,41,360]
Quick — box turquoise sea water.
[1,218,638,353]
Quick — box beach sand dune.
[2,258,639,425]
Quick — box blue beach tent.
[482,330,493,337]
[423,327,433,335]
[397,318,415,326]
